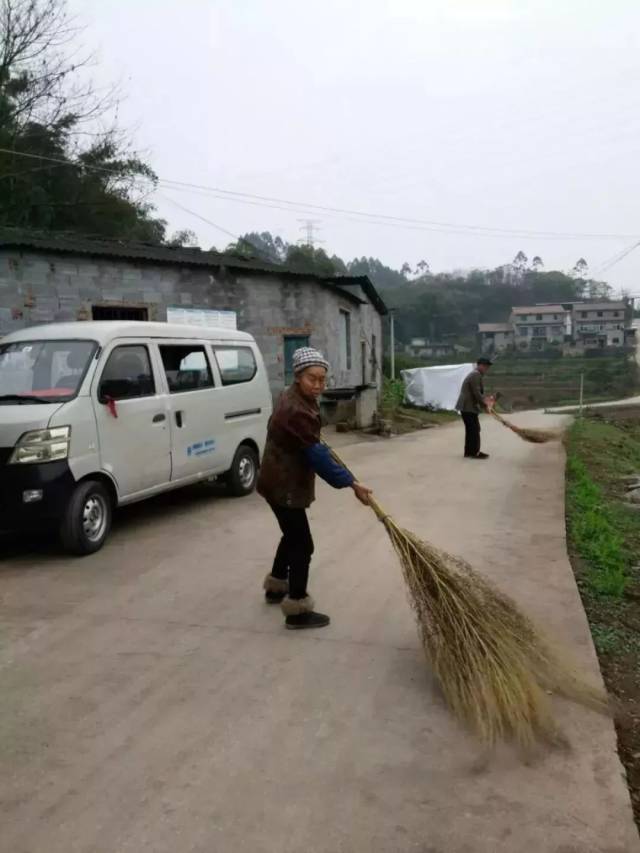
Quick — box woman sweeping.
[258,347,372,630]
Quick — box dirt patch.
[566,414,640,830]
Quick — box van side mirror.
[99,379,131,403]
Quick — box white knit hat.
[292,347,329,374]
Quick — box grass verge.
[565,413,640,827]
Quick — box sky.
[69,0,640,296]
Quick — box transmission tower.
[297,219,323,248]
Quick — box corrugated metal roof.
[572,302,627,312]
[478,323,513,333]
[0,228,388,315]
[511,305,566,315]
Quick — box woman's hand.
[352,482,373,506]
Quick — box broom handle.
[490,410,517,431]
[322,441,389,524]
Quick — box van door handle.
[175,411,183,428]
[152,413,166,423]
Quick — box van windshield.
[0,340,97,404]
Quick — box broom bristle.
[325,441,605,752]
[492,411,561,444]
[383,520,608,750]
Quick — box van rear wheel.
[224,445,258,497]
[60,480,112,555]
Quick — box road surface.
[1,413,638,853]
[549,394,640,413]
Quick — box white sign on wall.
[166,307,237,329]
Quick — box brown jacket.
[257,385,321,509]
[456,368,487,414]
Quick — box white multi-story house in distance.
[510,305,569,348]
[478,299,636,352]
[571,301,632,348]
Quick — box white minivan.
[0,322,272,554]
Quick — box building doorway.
[284,335,309,385]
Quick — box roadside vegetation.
[565,411,640,827]
[377,378,457,434]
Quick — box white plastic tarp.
[401,363,473,411]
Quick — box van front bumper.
[0,449,76,530]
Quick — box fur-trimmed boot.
[281,595,330,630]
[263,574,289,604]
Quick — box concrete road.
[548,394,640,414]
[1,414,638,853]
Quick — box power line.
[594,238,640,274]
[159,195,281,264]
[1,145,639,242]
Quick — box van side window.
[159,345,214,393]
[214,347,257,386]
[99,345,155,400]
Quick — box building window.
[99,345,155,400]
[614,311,620,317]
[536,314,543,321]
[361,341,367,385]
[532,326,547,337]
[612,338,620,344]
[214,347,257,386]
[520,314,528,321]
[581,311,587,318]
[597,311,603,317]
[340,310,352,371]
[160,345,214,393]
[518,326,528,336]
[283,335,310,385]
[92,305,148,321]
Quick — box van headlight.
[9,427,71,465]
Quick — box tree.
[400,262,412,278]
[284,244,341,276]
[571,258,589,278]
[0,0,166,241]
[531,256,544,271]
[225,231,288,262]
[413,259,430,280]
[166,229,198,248]
[346,256,408,289]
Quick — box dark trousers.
[461,412,481,457]
[269,504,314,600]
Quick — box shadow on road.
[1,482,231,565]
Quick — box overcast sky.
[70,0,640,295]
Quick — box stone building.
[0,231,387,420]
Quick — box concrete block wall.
[0,250,383,402]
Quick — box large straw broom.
[327,444,608,752]
[490,410,561,444]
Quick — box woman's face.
[296,366,327,399]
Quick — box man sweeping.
[456,356,493,459]
[258,347,372,630]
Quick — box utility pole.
[579,373,584,417]
[390,310,396,380]
[297,219,322,248]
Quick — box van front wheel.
[224,445,258,497]
[60,480,113,555]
